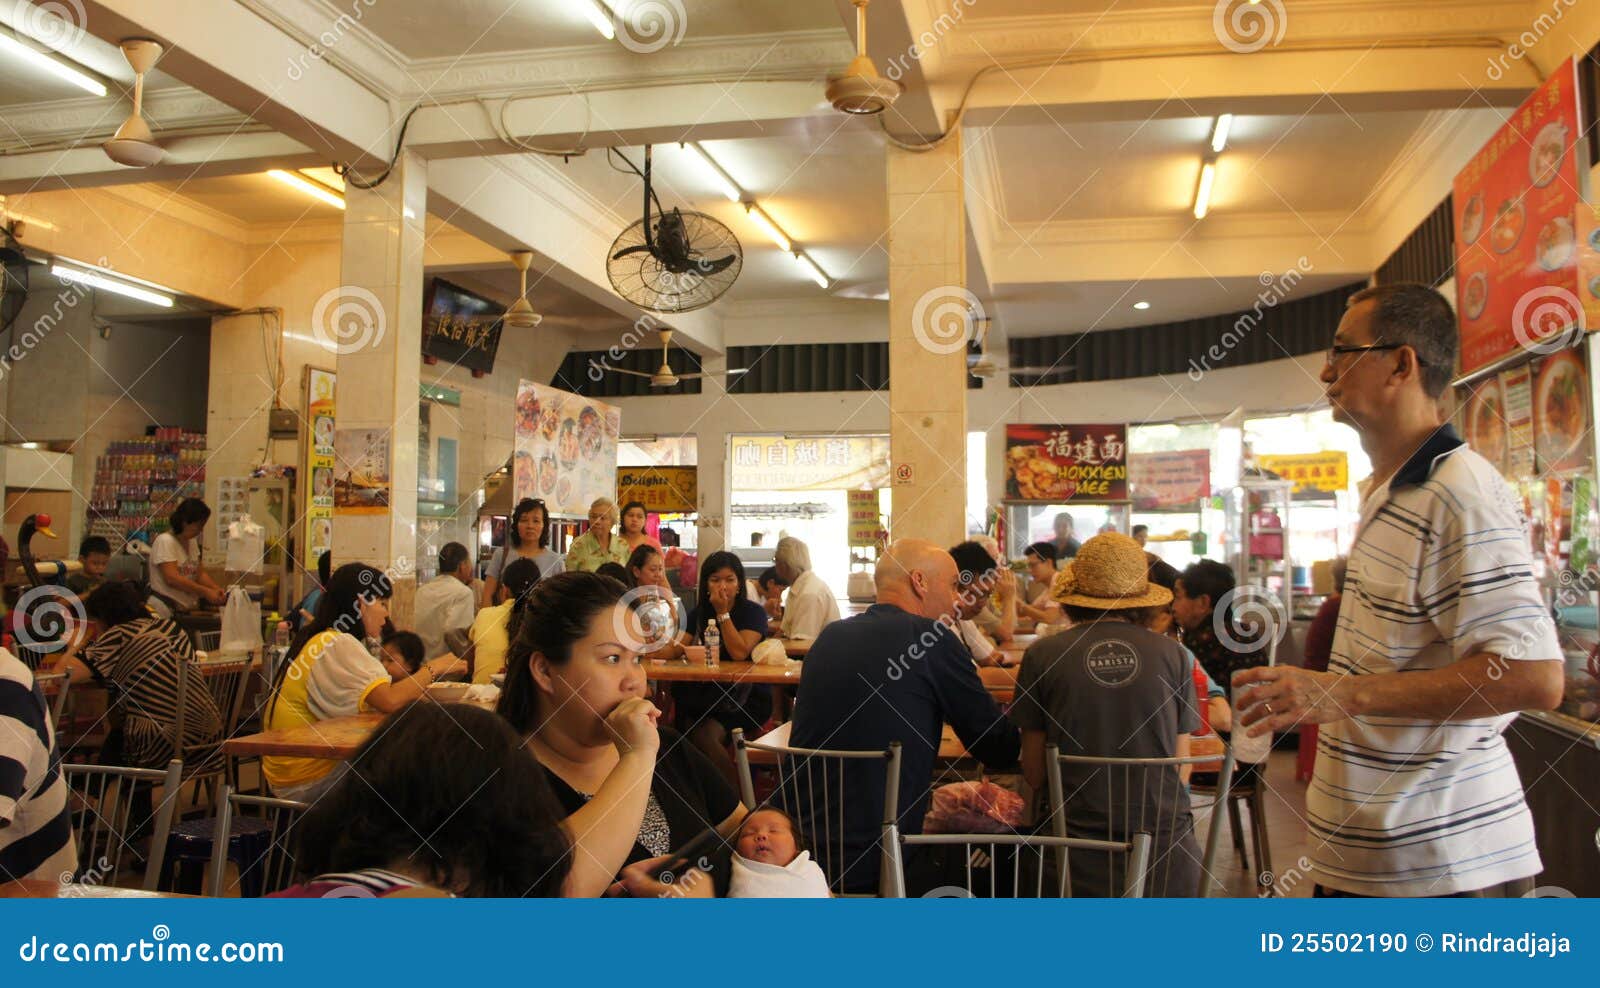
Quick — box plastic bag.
[923,780,1026,834]
[224,516,264,574]
[220,587,263,653]
[750,638,788,665]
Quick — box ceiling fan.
[965,318,1074,381]
[595,327,748,389]
[607,146,742,313]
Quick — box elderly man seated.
[789,539,1020,893]
[771,535,840,640]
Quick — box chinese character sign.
[1005,424,1128,502]
[302,367,335,561]
[729,435,890,491]
[847,489,887,547]
[1453,57,1586,374]
[616,466,698,514]
[1127,450,1210,510]
[1255,452,1350,495]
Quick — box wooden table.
[781,639,811,658]
[748,721,972,765]
[0,879,190,898]
[224,696,497,760]
[646,659,804,685]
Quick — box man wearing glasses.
[1234,283,1564,897]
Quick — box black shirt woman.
[673,550,772,785]
[497,571,745,895]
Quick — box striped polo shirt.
[1310,425,1556,896]
[0,648,76,882]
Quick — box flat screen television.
[422,277,504,374]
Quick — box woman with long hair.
[468,556,541,684]
[498,571,744,894]
[263,563,464,801]
[482,497,564,608]
[626,543,684,661]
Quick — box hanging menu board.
[514,382,620,517]
[1127,450,1209,509]
[616,465,697,514]
[1004,424,1128,502]
[302,367,335,565]
[1452,56,1586,374]
[1457,343,1593,482]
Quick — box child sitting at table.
[727,807,830,898]
[378,631,424,683]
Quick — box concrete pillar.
[332,150,427,623]
[887,132,967,547]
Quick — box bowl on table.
[427,683,471,704]
[682,645,708,664]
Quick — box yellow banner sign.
[1257,451,1349,494]
[847,489,886,547]
[616,466,698,514]
[729,435,889,491]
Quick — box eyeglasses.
[1325,342,1428,366]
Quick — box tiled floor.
[1203,749,1316,898]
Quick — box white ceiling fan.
[503,250,542,329]
[595,327,748,389]
[966,317,1074,380]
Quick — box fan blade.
[608,367,657,379]
[671,368,749,380]
[1008,365,1075,376]
[612,244,656,260]
[692,254,738,276]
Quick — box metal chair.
[732,728,903,897]
[892,831,1153,898]
[62,759,182,891]
[190,629,223,652]
[34,670,71,730]
[1189,754,1270,895]
[185,653,254,805]
[202,785,309,897]
[1048,743,1237,897]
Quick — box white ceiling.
[342,0,843,60]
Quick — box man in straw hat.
[1236,283,1562,897]
[791,539,1019,894]
[1011,532,1203,896]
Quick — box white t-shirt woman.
[149,531,202,611]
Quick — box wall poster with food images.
[1004,424,1128,502]
[1533,346,1592,475]
[514,381,620,518]
[302,367,336,571]
[1459,374,1509,475]
[1452,56,1586,374]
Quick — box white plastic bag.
[220,588,263,653]
[225,516,264,574]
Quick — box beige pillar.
[887,132,967,547]
[332,151,427,624]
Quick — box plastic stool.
[158,815,275,896]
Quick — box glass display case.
[1223,478,1295,626]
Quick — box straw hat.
[1050,532,1173,610]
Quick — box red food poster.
[1128,449,1210,509]
[1460,375,1509,475]
[1500,364,1534,481]
[1004,424,1128,502]
[1453,57,1585,374]
[1576,201,1600,330]
[1532,348,1591,474]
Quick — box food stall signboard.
[729,435,890,491]
[1452,56,1585,374]
[1004,424,1128,502]
[302,367,335,566]
[616,466,697,514]
[1128,449,1210,509]
[1256,452,1349,495]
[515,382,621,518]
[1459,344,1591,480]
[847,489,886,547]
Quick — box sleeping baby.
[727,808,831,898]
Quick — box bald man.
[789,539,1020,895]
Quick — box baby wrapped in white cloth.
[727,808,831,898]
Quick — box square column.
[887,132,968,547]
[332,150,427,623]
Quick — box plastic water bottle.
[702,619,720,667]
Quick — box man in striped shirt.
[1,648,76,883]
[1235,283,1563,897]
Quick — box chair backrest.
[195,653,254,738]
[206,785,309,897]
[62,759,182,891]
[894,831,1153,898]
[34,670,70,731]
[1048,744,1236,898]
[191,630,223,653]
[732,728,902,897]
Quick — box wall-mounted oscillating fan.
[607,146,742,313]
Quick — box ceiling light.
[579,0,615,40]
[268,169,346,209]
[52,263,174,307]
[1193,160,1216,220]
[1133,301,1150,310]
[1210,113,1233,154]
[794,252,830,288]
[103,39,164,167]
[683,142,741,202]
[0,29,105,97]
[744,204,791,252]
[826,0,902,115]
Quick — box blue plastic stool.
[159,816,275,896]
